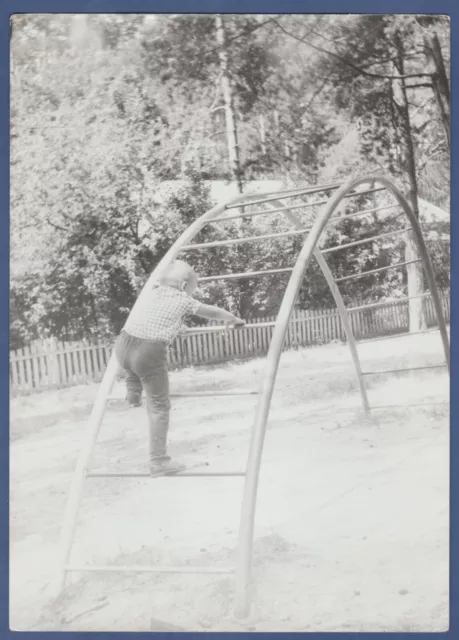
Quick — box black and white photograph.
[10,13,450,632]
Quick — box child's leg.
[125,371,143,405]
[128,341,172,462]
[142,359,171,462]
[117,334,184,474]
[115,332,142,405]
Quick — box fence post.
[45,338,60,387]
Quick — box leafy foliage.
[10,14,450,347]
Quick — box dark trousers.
[115,331,171,462]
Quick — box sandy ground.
[10,332,449,632]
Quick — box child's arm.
[195,304,245,327]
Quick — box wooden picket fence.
[10,292,450,394]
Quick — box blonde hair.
[157,260,198,290]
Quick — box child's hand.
[225,316,245,329]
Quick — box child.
[114,260,245,477]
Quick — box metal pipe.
[192,204,403,251]
[320,401,448,413]
[370,401,449,409]
[184,313,348,335]
[181,228,305,252]
[314,251,371,415]
[184,295,440,336]
[335,259,422,283]
[86,471,246,478]
[65,564,234,574]
[224,182,342,209]
[108,390,258,399]
[363,364,446,375]
[185,322,274,334]
[272,200,370,416]
[209,201,314,223]
[357,327,441,344]
[169,390,257,397]
[348,292,431,313]
[226,185,385,210]
[197,228,409,281]
[321,227,410,255]
[222,181,343,206]
[209,200,398,225]
[328,203,398,225]
[198,267,293,283]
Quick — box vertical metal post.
[275,202,371,415]
[313,251,371,415]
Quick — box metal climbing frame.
[55,175,450,618]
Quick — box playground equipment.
[56,175,450,616]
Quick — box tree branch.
[409,95,435,118]
[45,216,67,232]
[359,50,423,69]
[405,83,433,89]
[200,16,281,60]
[273,20,432,81]
[418,144,448,171]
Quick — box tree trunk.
[423,31,450,148]
[392,36,426,331]
[215,15,243,194]
[259,113,267,155]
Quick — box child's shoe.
[149,459,186,477]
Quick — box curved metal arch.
[233,174,450,616]
[55,189,264,593]
[56,174,449,607]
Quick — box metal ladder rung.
[335,259,422,283]
[350,292,431,314]
[323,401,449,413]
[321,227,410,255]
[180,228,305,252]
[363,364,447,375]
[199,266,293,282]
[86,471,246,478]
[224,185,385,211]
[65,564,234,575]
[224,183,341,210]
[185,310,352,336]
[108,391,258,400]
[328,203,399,226]
[370,401,449,409]
[171,390,258,397]
[358,327,441,345]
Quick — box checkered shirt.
[123,285,200,344]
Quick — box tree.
[273,14,449,330]
[140,14,278,183]
[10,14,449,345]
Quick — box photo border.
[2,0,456,637]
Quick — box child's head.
[158,260,199,295]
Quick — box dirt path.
[10,336,449,631]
